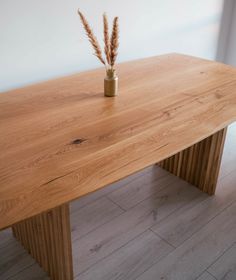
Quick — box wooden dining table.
[0,53,236,280]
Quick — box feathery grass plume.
[103,13,111,66]
[110,17,119,68]
[78,10,106,65]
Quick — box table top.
[1,53,236,230]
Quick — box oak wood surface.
[1,53,236,229]
[0,122,236,280]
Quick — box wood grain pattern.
[70,166,153,212]
[136,201,236,280]
[77,230,173,280]
[1,53,236,229]
[73,180,204,274]
[12,204,73,280]
[107,167,177,210]
[208,243,236,279]
[71,196,124,240]
[158,128,227,195]
[151,167,236,247]
[0,121,236,280]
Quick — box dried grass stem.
[78,10,119,71]
[110,17,119,68]
[78,10,106,65]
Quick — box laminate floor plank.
[73,179,202,274]
[76,230,173,280]
[151,171,236,247]
[6,264,49,280]
[107,167,176,210]
[0,240,35,279]
[0,228,14,250]
[136,202,236,280]
[208,243,236,280]
[219,123,236,179]
[196,272,217,280]
[71,196,124,240]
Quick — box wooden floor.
[1,123,236,280]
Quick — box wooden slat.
[1,54,236,229]
[158,128,227,195]
[12,204,73,280]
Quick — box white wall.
[0,0,223,92]
[216,0,236,66]
[224,1,236,66]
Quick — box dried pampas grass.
[78,10,119,71]
[110,17,119,68]
[78,10,106,65]
[103,13,111,66]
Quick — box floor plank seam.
[218,167,236,183]
[205,241,236,278]
[105,196,127,212]
[106,175,182,214]
[70,194,107,212]
[74,187,213,277]
[106,176,172,212]
[74,180,209,276]
[76,229,176,280]
[133,206,236,280]
[73,176,192,243]
[134,201,236,280]
[150,192,212,246]
[6,260,39,280]
[195,270,217,280]
[159,191,236,251]
[147,191,211,239]
[206,270,218,280]
[131,241,178,280]
[149,228,176,249]
[75,229,153,278]
[0,239,15,251]
[70,168,154,213]
[71,208,125,242]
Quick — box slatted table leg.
[12,203,73,280]
[158,128,227,195]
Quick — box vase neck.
[106,69,116,79]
